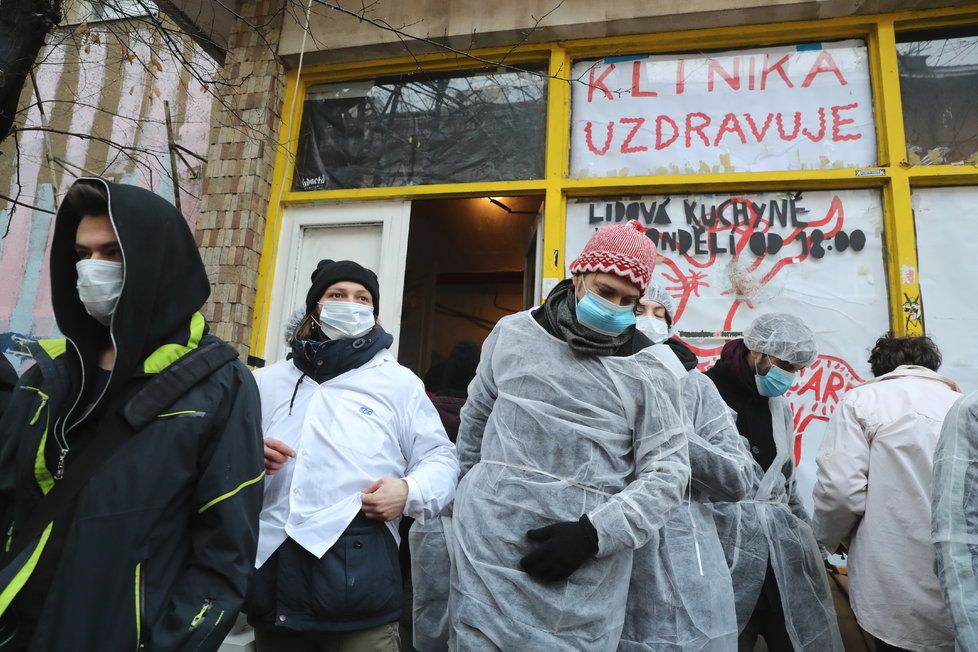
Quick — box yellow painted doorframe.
[250,5,978,358]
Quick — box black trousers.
[738,564,794,652]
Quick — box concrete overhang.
[156,0,239,63]
[278,0,978,67]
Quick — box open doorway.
[397,196,543,382]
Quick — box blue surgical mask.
[575,287,636,336]
[755,358,796,397]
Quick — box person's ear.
[745,349,763,372]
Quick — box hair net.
[932,391,978,651]
[642,285,677,321]
[743,313,818,367]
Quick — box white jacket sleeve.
[401,386,460,524]
[588,364,690,557]
[813,396,870,550]
[456,327,500,480]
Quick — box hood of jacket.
[50,178,210,421]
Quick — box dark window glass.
[898,31,978,165]
[292,67,547,191]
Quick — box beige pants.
[826,569,877,652]
[254,622,400,652]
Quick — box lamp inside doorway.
[487,197,538,215]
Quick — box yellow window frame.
[250,4,978,359]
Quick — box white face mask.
[318,301,375,340]
[636,315,670,344]
[76,259,124,326]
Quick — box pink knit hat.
[570,220,657,291]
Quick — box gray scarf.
[539,280,633,356]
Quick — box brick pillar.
[194,0,286,357]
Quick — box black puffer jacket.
[705,338,777,471]
[0,179,264,651]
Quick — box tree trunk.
[0,0,62,145]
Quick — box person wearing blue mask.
[705,313,843,651]
[448,220,690,651]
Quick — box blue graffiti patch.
[359,406,374,416]
[0,331,32,354]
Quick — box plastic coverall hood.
[620,344,754,652]
[448,311,690,651]
[707,393,843,651]
[932,390,978,651]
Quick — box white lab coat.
[253,349,459,568]
[813,365,961,652]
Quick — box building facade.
[3,0,976,506]
[181,0,978,509]
[0,0,215,356]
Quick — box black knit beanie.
[305,259,380,316]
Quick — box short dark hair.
[439,340,480,394]
[63,180,108,219]
[868,332,942,377]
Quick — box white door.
[260,200,411,364]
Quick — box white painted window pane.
[570,40,877,177]
[913,186,978,393]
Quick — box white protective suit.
[620,346,754,652]
[709,395,843,651]
[448,311,690,651]
[932,390,978,651]
[410,514,455,651]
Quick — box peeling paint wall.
[0,9,215,362]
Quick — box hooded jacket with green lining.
[0,179,265,651]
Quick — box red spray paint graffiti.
[653,195,866,464]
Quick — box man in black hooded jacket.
[0,178,265,651]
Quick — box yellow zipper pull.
[190,600,213,628]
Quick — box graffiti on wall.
[570,40,877,176]
[0,17,215,367]
[568,189,890,507]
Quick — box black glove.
[519,515,599,581]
